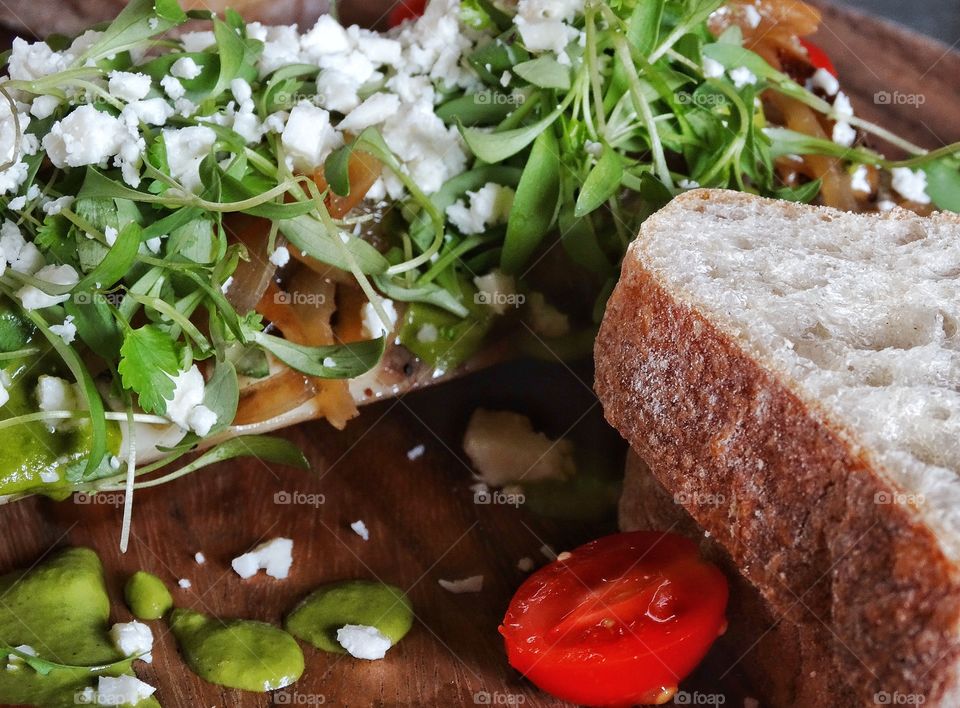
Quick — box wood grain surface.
[0,3,956,707]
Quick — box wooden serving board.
[0,4,957,707]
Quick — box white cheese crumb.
[729,66,758,89]
[500,71,512,87]
[806,67,839,97]
[17,264,78,310]
[850,164,871,194]
[527,292,570,337]
[702,57,725,79]
[104,225,118,247]
[42,105,139,170]
[231,537,294,580]
[416,324,438,343]
[336,624,392,660]
[446,183,515,235]
[42,196,73,215]
[269,246,291,267]
[6,644,36,670]
[162,125,217,194]
[407,444,426,461]
[30,95,60,120]
[178,578,192,589]
[164,364,217,435]
[160,75,185,100]
[49,315,76,344]
[350,520,370,541]
[742,4,762,28]
[360,299,398,338]
[517,557,535,572]
[95,675,156,705]
[194,551,206,565]
[171,57,202,80]
[438,575,484,594]
[678,178,700,190]
[338,93,401,133]
[180,31,215,53]
[281,101,342,172]
[890,167,931,204]
[107,71,152,102]
[109,621,154,663]
[831,91,857,147]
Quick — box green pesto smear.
[169,608,304,693]
[124,572,173,621]
[285,580,414,654]
[0,547,157,707]
[0,301,120,500]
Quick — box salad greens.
[0,0,956,530]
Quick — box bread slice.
[596,189,960,706]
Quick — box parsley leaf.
[118,325,180,415]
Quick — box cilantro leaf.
[118,325,180,415]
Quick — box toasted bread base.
[596,195,960,706]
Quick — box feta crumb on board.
[93,675,156,705]
[350,520,370,541]
[406,444,426,461]
[438,575,484,594]
[178,578,192,589]
[269,246,291,267]
[336,624,392,660]
[109,621,154,663]
[194,551,206,565]
[231,537,294,579]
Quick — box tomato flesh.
[799,38,838,77]
[500,531,728,707]
[388,0,428,28]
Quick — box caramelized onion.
[223,213,278,315]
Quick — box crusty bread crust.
[597,190,960,706]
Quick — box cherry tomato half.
[388,0,428,28]
[500,531,728,707]
[799,38,838,77]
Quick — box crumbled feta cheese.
[104,225,118,247]
[281,101,342,172]
[171,57,202,80]
[178,578,192,589]
[850,164,871,194]
[231,537,294,580]
[17,264,78,310]
[702,57,725,79]
[42,196,73,215]
[447,183,515,235]
[163,364,218,435]
[180,31,216,53]
[6,644,36,670]
[7,195,25,211]
[301,15,351,59]
[678,178,700,190]
[407,444,426,461]
[438,575,484,594]
[109,621,154,663]
[230,78,253,105]
[360,299,398,338]
[514,0,583,56]
[338,93,401,133]
[890,167,931,204]
[8,38,69,82]
[877,199,897,212]
[473,270,518,315]
[30,95,60,120]
[250,23,303,77]
[831,91,857,147]
[49,315,76,344]
[95,675,156,705]
[162,126,217,194]
[500,71,512,87]
[742,4,762,28]
[381,99,467,195]
[336,624,392,660]
[729,66,758,89]
[806,67,839,97]
[35,375,79,430]
[122,98,175,127]
[108,71,152,102]
[269,246,290,267]
[160,75,186,100]
[517,557,535,572]
[350,520,370,541]
[42,105,139,170]
[0,373,9,408]
[194,551,206,564]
